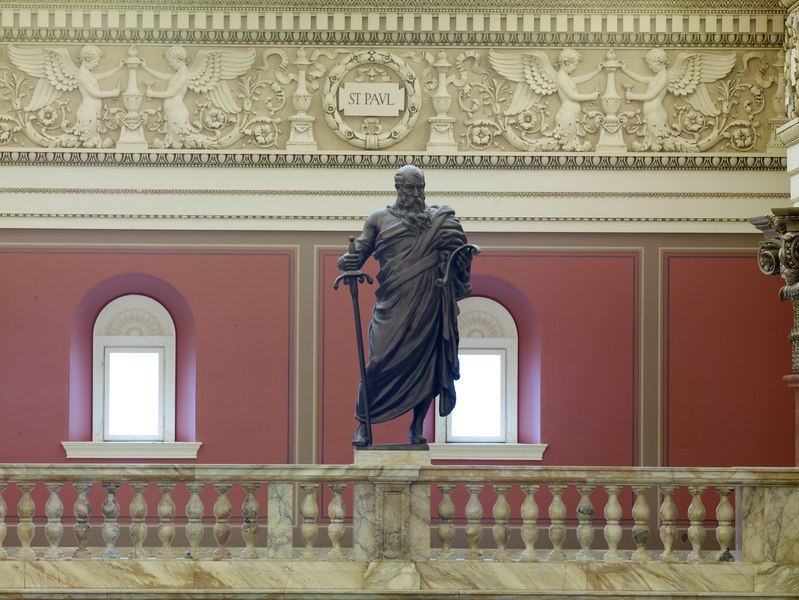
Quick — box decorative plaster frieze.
[0,44,785,154]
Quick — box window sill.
[62,441,202,459]
[429,443,547,461]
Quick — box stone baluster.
[715,487,735,561]
[300,483,319,559]
[519,484,539,562]
[72,482,93,558]
[575,484,595,561]
[129,483,149,559]
[0,483,7,559]
[327,483,346,560]
[157,483,176,559]
[687,485,707,562]
[492,484,511,562]
[16,483,36,560]
[603,485,623,562]
[548,484,567,560]
[101,482,121,558]
[212,483,232,559]
[185,482,205,559]
[658,485,678,562]
[464,484,484,560]
[436,484,456,559]
[241,483,260,559]
[631,485,651,562]
[44,483,64,559]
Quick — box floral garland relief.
[0,44,785,153]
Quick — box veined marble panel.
[419,561,588,591]
[754,564,799,593]
[584,562,757,593]
[0,562,24,588]
[194,561,291,590]
[0,558,795,597]
[741,486,799,565]
[23,559,197,589]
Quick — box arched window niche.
[431,293,547,461]
[63,276,200,459]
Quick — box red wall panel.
[663,252,792,467]
[319,249,639,466]
[0,248,294,464]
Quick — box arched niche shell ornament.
[322,49,421,150]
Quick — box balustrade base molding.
[0,559,797,598]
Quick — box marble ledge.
[0,559,798,596]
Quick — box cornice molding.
[0,189,786,202]
[0,0,786,12]
[0,212,754,224]
[0,29,783,48]
[0,151,786,171]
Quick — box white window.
[63,294,200,459]
[432,296,546,460]
[93,295,176,442]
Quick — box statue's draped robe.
[355,205,471,424]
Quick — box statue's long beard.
[389,194,431,235]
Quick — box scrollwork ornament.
[757,239,782,276]
[322,49,421,150]
[780,233,799,285]
[785,11,799,120]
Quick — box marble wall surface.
[0,558,797,598]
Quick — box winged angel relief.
[6,44,124,148]
[0,44,292,149]
[487,48,601,151]
[140,45,255,148]
[459,48,771,152]
[621,49,737,151]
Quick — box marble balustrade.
[0,464,797,566]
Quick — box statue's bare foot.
[409,424,427,445]
[352,422,368,446]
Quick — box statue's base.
[355,442,429,451]
[352,447,431,559]
[354,446,431,467]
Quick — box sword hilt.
[333,236,374,289]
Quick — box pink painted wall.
[0,248,294,464]
[663,252,793,466]
[0,244,793,468]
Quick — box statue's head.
[164,45,190,66]
[556,48,582,69]
[394,165,426,212]
[391,165,430,232]
[78,45,103,66]
[645,49,669,69]
[394,165,425,189]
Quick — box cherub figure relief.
[621,48,736,151]
[489,48,601,151]
[141,45,256,148]
[8,44,123,147]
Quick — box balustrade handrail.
[419,465,799,486]
[0,463,797,486]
